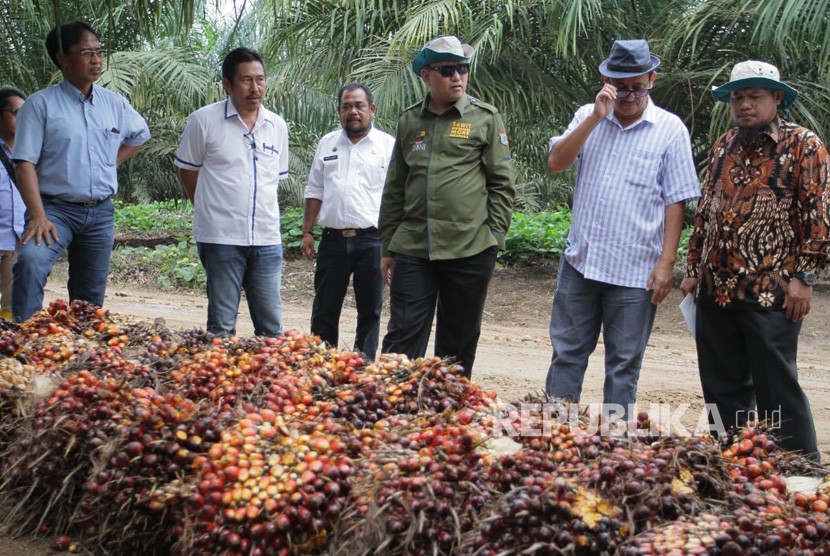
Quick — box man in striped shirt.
[544,39,700,418]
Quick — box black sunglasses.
[615,86,652,99]
[427,63,470,77]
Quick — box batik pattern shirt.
[686,115,830,310]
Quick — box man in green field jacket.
[379,35,516,377]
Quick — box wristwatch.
[794,271,817,287]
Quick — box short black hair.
[222,47,265,82]
[0,87,27,111]
[337,83,373,107]
[45,21,99,68]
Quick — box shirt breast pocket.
[625,148,661,190]
[362,157,390,185]
[258,143,280,160]
[101,126,122,164]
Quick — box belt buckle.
[82,200,97,207]
[342,229,357,238]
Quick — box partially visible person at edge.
[0,88,27,321]
[12,22,150,322]
[175,47,289,337]
[379,35,516,378]
[544,39,700,418]
[301,83,395,359]
[681,61,830,463]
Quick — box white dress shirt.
[175,99,289,246]
[305,126,395,229]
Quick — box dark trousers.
[382,246,498,378]
[696,304,819,462]
[310,228,383,359]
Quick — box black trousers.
[382,246,497,378]
[310,229,383,359]
[696,304,819,462]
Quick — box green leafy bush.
[499,209,571,266]
[498,210,693,268]
[110,240,205,290]
[113,200,193,234]
[280,207,321,255]
[675,226,694,264]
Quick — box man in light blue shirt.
[545,39,700,417]
[12,21,150,322]
[0,88,26,321]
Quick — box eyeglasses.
[0,108,19,116]
[427,63,470,77]
[615,86,652,99]
[68,48,108,59]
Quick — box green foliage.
[113,200,193,233]
[675,225,695,264]
[279,207,322,254]
[499,209,572,267]
[499,209,695,268]
[110,203,325,288]
[110,240,205,290]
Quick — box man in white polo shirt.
[175,47,289,336]
[300,83,395,359]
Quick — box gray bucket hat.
[412,35,474,75]
[711,60,798,110]
[598,39,661,79]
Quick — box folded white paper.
[679,293,696,339]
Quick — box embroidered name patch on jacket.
[449,122,471,139]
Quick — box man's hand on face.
[593,84,617,120]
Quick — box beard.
[734,123,766,149]
[344,121,371,138]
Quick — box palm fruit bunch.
[464,477,624,555]
[620,509,830,553]
[184,410,353,556]
[335,412,491,555]
[1,298,828,556]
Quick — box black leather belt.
[324,227,377,238]
[42,194,111,207]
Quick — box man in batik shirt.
[682,61,830,462]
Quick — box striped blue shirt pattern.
[549,99,700,288]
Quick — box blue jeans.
[13,199,114,322]
[545,258,656,414]
[197,242,283,337]
[311,228,383,359]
